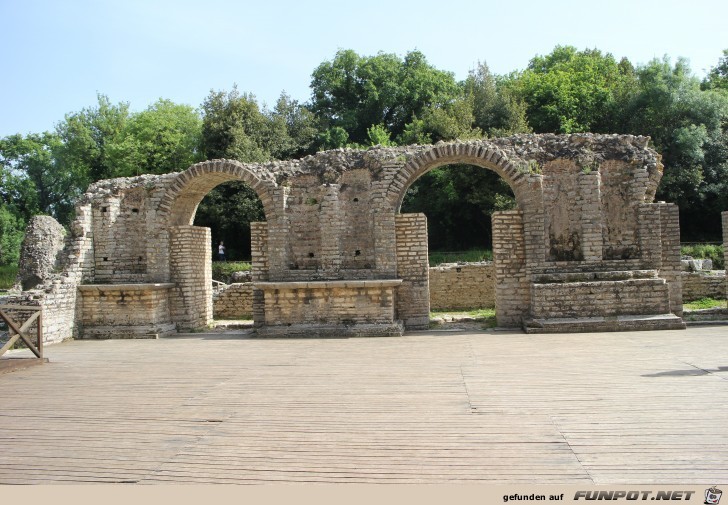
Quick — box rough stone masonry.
[4,134,698,342]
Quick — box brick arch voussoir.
[389,143,527,212]
[160,159,274,227]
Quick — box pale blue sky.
[1,0,726,137]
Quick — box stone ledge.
[78,323,177,339]
[524,314,686,334]
[255,321,404,338]
[78,283,175,292]
[255,279,403,290]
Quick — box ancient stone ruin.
[4,133,706,343]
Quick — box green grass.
[430,307,497,329]
[0,265,18,290]
[211,261,251,283]
[683,297,725,311]
[429,249,492,267]
[681,244,724,269]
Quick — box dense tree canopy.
[1,46,727,265]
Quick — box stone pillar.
[637,204,662,270]
[723,211,728,305]
[395,213,430,329]
[168,225,212,331]
[578,171,603,263]
[658,203,682,316]
[492,210,529,327]
[250,222,268,328]
[319,184,342,274]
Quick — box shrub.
[211,261,251,283]
[681,244,724,269]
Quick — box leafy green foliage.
[702,49,728,92]
[211,261,251,283]
[311,49,460,145]
[681,244,724,269]
[402,164,515,252]
[194,181,265,261]
[0,264,18,289]
[504,46,637,134]
[0,206,24,266]
[107,99,203,176]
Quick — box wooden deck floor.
[1,325,727,484]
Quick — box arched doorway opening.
[160,160,274,331]
[386,144,531,329]
[400,163,516,326]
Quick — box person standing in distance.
[218,241,226,261]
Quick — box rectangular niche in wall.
[600,160,641,260]
[285,175,322,270]
[340,170,375,270]
[542,160,584,262]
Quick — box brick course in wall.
[168,226,212,331]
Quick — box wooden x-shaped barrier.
[0,305,43,359]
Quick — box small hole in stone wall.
[103,257,109,262]
[353,198,359,202]
[132,208,139,213]
[138,256,143,262]
[308,252,315,258]
[101,207,108,213]
[456,267,462,272]
[355,250,361,256]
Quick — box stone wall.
[78,284,175,338]
[213,283,253,319]
[4,134,688,341]
[429,263,495,310]
[681,271,726,302]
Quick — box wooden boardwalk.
[1,325,727,484]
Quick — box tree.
[0,132,80,225]
[463,62,531,137]
[200,86,269,163]
[55,94,130,182]
[702,49,728,92]
[504,46,638,133]
[264,92,321,159]
[626,57,728,239]
[310,49,460,145]
[0,204,24,266]
[107,99,203,176]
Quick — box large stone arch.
[159,159,277,226]
[384,142,539,328]
[386,142,535,212]
[156,159,279,331]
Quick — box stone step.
[533,269,658,284]
[530,277,670,318]
[524,314,686,334]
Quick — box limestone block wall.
[168,226,212,331]
[531,275,670,318]
[492,211,529,326]
[213,283,253,319]
[78,284,175,338]
[681,271,726,302]
[429,263,495,310]
[394,213,430,329]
